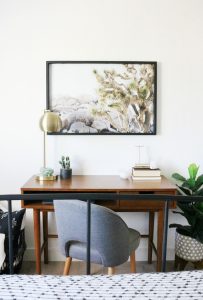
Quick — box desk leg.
[33,209,41,274]
[43,211,49,264]
[148,211,154,264]
[157,209,164,272]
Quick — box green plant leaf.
[193,205,203,216]
[169,223,182,228]
[188,163,199,180]
[172,211,185,217]
[196,188,203,196]
[195,175,203,190]
[183,178,196,190]
[193,212,203,243]
[169,224,193,238]
[177,227,193,238]
[196,229,203,244]
[178,202,197,227]
[172,173,186,182]
[171,164,203,243]
[178,185,192,195]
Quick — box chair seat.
[129,228,140,254]
[67,242,103,265]
[66,228,140,265]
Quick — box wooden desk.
[21,175,176,274]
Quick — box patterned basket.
[175,231,203,262]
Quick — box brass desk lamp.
[36,110,62,181]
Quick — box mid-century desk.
[21,175,176,274]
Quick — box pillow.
[0,209,25,252]
[0,209,26,273]
[0,233,6,268]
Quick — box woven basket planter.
[175,231,203,262]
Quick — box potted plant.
[59,156,72,179]
[170,163,203,262]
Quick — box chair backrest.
[54,200,130,267]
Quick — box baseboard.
[24,248,64,261]
[24,247,175,262]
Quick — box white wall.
[0,0,203,261]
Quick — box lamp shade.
[39,110,62,133]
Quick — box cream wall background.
[0,0,203,261]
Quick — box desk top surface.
[21,175,176,192]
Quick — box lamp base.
[35,175,57,181]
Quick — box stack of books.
[132,164,161,181]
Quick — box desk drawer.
[96,200,119,210]
[119,191,176,210]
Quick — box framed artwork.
[46,61,157,135]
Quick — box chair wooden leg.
[130,251,136,273]
[63,257,72,275]
[108,267,115,275]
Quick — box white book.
[133,163,150,169]
[132,168,161,177]
[132,176,161,181]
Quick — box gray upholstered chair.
[54,200,140,275]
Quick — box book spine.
[132,176,161,181]
[133,164,150,169]
[132,170,161,177]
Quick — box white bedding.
[0,270,203,299]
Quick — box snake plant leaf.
[188,163,199,180]
[172,173,186,182]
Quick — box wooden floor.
[20,260,193,275]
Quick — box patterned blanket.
[0,271,203,299]
[0,209,26,274]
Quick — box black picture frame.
[46,61,157,135]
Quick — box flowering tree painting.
[48,62,156,134]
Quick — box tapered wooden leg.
[33,209,41,274]
[130,251,136,273]
[148,211,155,264]
[108,267,115,275]
[63,257,72,275]
[43,211,48,264]
[157,209,164,272]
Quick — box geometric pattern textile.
[0,209,26,274]
[175,231,203,262]
[0,271,203,299]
